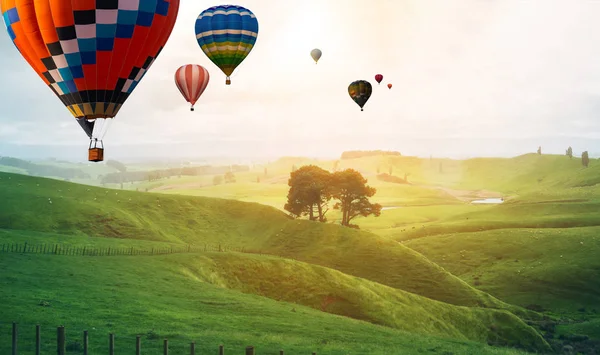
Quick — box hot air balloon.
[348,80,372,111]
[195,5,259,85]
[1,0,180,162]
[387,83,392,89]
[375,74,383,84]
[175,65,210,111]
[311,48,322,64]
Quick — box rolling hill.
[0,171,551,353]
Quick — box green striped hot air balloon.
[195,5,259,85]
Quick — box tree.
[106,159,127,185]
[291,164,297,172]
[537,146,542,155]
[224,171,236,183]
[330,169,381,228]
[582,151,589,167]
[284,165,332,222]
[388,166,393,175]
[213,175,223,185]
[332,160,340,172]
[566,146,573,159]
[376,166,380,174]
[264,167,268,177]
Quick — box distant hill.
[340,150,402,159]
[0,156,91,180]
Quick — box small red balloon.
[375,74,383,84]
[387,83,392,89]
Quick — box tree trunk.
[309,204,314,220]
[317,203,323,222]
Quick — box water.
[471,198,504,204]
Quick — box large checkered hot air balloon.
[195,5,258,85]
[0,0,180,162]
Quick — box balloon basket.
[226,77,231,85]
[88,139,104,162]
[88,148,104,162]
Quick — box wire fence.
[1,322,325,355]
[0,242,246,256]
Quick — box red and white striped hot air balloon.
[174,64,210,111]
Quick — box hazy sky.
[2,0,600,161]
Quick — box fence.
[5,322,323,355]
[0,242,246,256]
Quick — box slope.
[0,252,530,355]
[0,171,523,314]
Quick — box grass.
[0,252,534,355]
[404,227,600,315]
[3,152,600,354]
[0,171,551,353]
[0,172,523,313]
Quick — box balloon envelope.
[375,74,383,84]
[0,0,180,142]
[175,64,210,111]
[195,5,259,85]
[387,83,392,89]
[311,48,322,63]
[348,80,372,111]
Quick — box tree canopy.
[284,166,381,227]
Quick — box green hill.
[0,171,552,352]
[0,172,524,313]
[0,252,531,355]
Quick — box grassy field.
[0,171,552,354]
[2,152,600,354]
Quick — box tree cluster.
[284,165,382,228]
[100,164,249,184]
[340,150,402,159]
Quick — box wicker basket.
[88,148,104,162]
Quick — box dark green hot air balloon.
[348,80,372,111]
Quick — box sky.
[1,0,600,162]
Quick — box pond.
[471,198,504,204]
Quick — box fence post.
[83,330,88,355]
[23,242,27,253]
[136,335,141,355]
[164,339,168,355]
[35,324,41,355]
[108,247,111,256]
[130,246,133,255]
[109,333,114,355]
[190,341,195,355]
[11,322,17,355]
[245,346,255,355]
[280,350,284,355]
[151,248,154,255]
[219,344,224,355]
[57,326,65,355]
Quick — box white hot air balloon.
[310,48,322,64]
